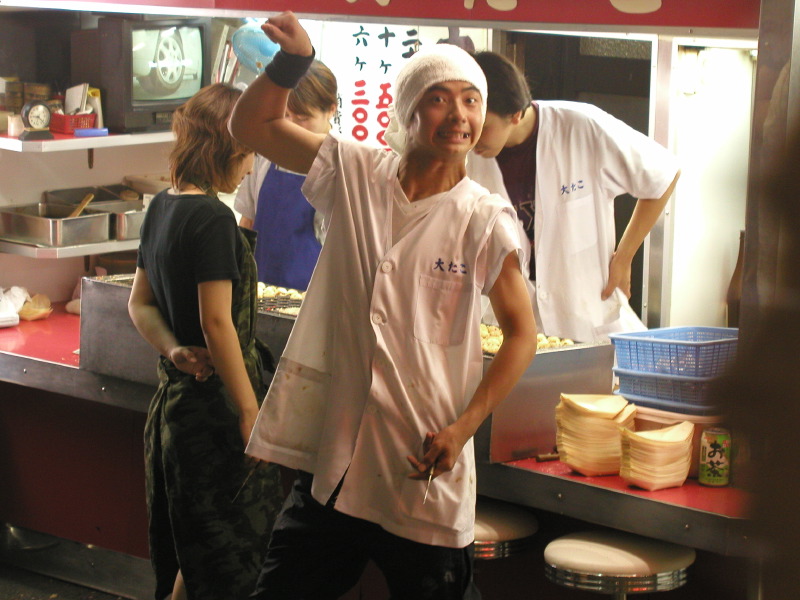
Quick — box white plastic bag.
[592,288,646,342]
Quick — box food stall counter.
[0,302,80,367]
[0,278,755,563]
[477,457,753,558]
[0,301,153,412]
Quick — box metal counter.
[468,340,752,559]
[79,275,295,387]
[1,276,752,561]
[475,459,753,558]
[475,342,615,464]
[78,275,611,409]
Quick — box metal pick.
[232,463,259,503]
[422,463,435,504]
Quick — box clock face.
[22,101,51,130]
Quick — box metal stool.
[544,530,696,599]
[473,497,539,560]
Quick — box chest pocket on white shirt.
[558,194,598,255]
[414,274,471,346]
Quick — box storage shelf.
[0,238,139,258]
[0,131,173,153]
[0,130,161,257]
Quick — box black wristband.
[265,48,316,89]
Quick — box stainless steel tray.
[44,184,140,205]
[90,274,135,286]
[45,186,146,241]
[0,203,111,247]
[92,200,146,241]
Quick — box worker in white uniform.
[468,51,681,344]
[230,11,537,600]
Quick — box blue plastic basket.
[609,327,738,377]
[613,390,720,416]
[614,367,716,407]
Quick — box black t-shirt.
[137,190,241,347]
[496,102,539,279]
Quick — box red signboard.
[216,0,760,31]
[38,0,760,31]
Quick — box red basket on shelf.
[50,112,97,134]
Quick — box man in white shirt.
[230,12,537,600]
[470,51,680,343]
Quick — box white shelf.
[0,238,139,258]
[0,131,173,153]
[0,130,163,258]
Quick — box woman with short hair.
[129,82,283,600]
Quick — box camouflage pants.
[145,360,283,600]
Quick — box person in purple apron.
[235,60,337,290]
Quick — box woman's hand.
[168,345,214,381]
[262,11,313,56]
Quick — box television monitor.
[74,17,213,133]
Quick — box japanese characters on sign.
[313,21,488,148]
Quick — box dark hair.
[472,51,532,117]
[288,60,338,118]
[170,83,252,194]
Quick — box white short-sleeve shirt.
[246,134,522,548]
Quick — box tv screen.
[131,25,204,103]
[70,17,213,133]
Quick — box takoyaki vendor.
[468,51,680,343]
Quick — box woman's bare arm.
[128,267,213,380]
[198,279,260,445]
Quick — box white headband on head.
[384,43,487,153]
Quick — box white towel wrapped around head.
[384,44,487,153]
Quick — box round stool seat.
[474,497,539,560]
[544,531,696,596]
